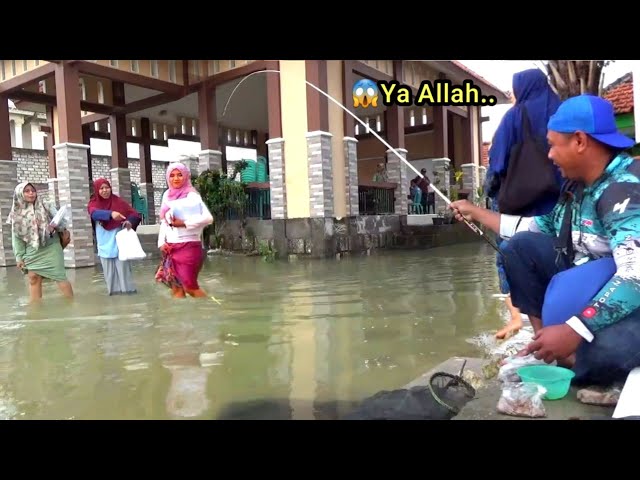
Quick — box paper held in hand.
[50,204,69,227]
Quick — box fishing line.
[222,69,502,255]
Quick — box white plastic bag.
[497,353,555,383]
[116,228,147,261]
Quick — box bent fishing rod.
[222,69,503,256]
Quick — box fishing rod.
[222,69,503,256]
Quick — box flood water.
[0,242,507,420]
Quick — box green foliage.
[257,240,276,262]
[193,160,249,249]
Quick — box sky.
[457,60,638,143]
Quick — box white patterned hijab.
[6,182,52,250]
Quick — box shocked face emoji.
[353,79,378,108]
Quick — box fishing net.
[342,367,476,420]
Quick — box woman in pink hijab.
[155,162,213,298]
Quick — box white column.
[13,117,24,149]
[30,123,44,150]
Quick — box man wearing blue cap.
[450,94,640,386]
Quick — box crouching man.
[450,94,640,387]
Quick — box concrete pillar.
[197,85,220,173]
[177,156,198,178]
[306,131,333,218]
[138,182,156,224]
[343,136,359,216]
[432,158,451,214]
[47,178,60,207]
[54,142,95,268]
[386,148,408,215]
[110,167,132,206]
[198,149,222,174]
[13,117,24,149]
[0,160,18,266]
[137,116,154,223]
[0,94,17,266]
[478,165,487,201]
[461,163,479,200]
[266,138,286,220]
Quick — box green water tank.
[241,159,257,183]
[256,156,267,182]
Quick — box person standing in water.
[156,162,213,298]
[485,68,563,339]
[8,182,73,302]
[87,178,142,295]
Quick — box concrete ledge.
[406,214,436,226]
[137,224,160,235]
[410,356,616,420]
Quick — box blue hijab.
[486,68,563,216]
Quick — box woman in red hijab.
[87,178,141,295]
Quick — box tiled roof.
[604,72,633,114]
[481,142,490,168]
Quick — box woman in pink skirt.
[155,162,213,298]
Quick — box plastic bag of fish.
[497,353,555,383]
[497,382,547,418]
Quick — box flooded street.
[0,242,506,420]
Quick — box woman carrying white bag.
[87,178,143,295]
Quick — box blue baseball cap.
[547,94,635,149]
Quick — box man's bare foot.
[496,296,523,339]
[495,320,523,340]
[577,385,621,406]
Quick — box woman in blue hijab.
[485,68,562,339]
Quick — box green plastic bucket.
[517,365,575,400]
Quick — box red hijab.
[87,178,140,230]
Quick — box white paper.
[50,204,68,227]
[612,367,640,418]
[115,228,147,261]
[171,198,203,219]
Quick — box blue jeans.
[502,231,640,386]
[490,198,510,294]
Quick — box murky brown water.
[0,242,507,420]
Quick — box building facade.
[0,60,510,267]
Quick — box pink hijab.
[160,162,197,220]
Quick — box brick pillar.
[266,138,286,219]
[461,163,478,194]
[109,167,132,206]
[0,160,18,267]
[138,182,156,224]
[432,158,451,214]
[478,165,487,206]
[306,131,334,218]
[47,178,60,207]
[178,156,199,178]
[386,148,408,215]
[198,149,222,174]
[344,136,359,216]
[478,166,487,190]
[54,142,95,268]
